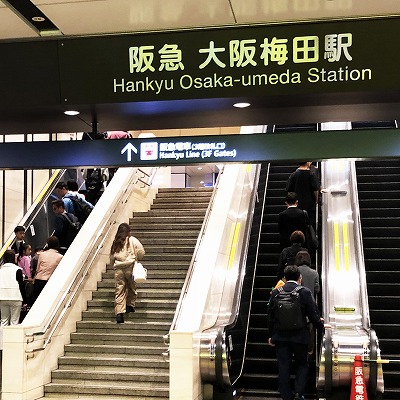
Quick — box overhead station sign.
[58,18,400,104]
[0,130,400,169]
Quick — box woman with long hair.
[110,223,145,324]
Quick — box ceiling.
[1,0,400,134]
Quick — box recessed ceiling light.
[64,110,80,116]
[200,181,204,184]
[32,16,45,22]
[233,102,251,108]
[197,167,203,170]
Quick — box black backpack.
[68,195,93,224]
[86,169,103,193]
[272,286,307,331]
[62,213,81,246]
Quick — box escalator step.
[364,260,400,271]
[358,182,400,191]
[364,248,400,258]
[359,208,400,217]
[357,190,400,200]
[356,174,400,183]
[367,283,400,296]
[371,323,400,339]
[360,217,400,227]
[366,271,400,283]
[363,237,400,247]
[369,310,400,324]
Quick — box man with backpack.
[51,200,81,254]
[55,181,94,224]
[267,265,324,400]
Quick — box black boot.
[116,313,124,324]
[126,305,135,313]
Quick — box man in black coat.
[286,162,320,229]
[278,192,308,250]
[268,265,324,400]
[51,200,80,254]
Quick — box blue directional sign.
[0,130,399,169]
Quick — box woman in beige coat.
[110,223,145,324]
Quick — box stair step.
[134,209,206,216]
[131,223,203,230]
[94,288,182,299]
[70,331,167,344]
[45,383,168,398]
[64,343,167,356]
[58,355,168,370]
[52,368,169,383]
[76,321,171,336]
[97,279,184,289]
[150,203,210,210]
[139,238,198,245]
[88,298,178,309]
[81,309,175,320]
[132,216,206,223]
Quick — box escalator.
[356,159,400,399]
[234,162,318,399]
[1,168,86,257]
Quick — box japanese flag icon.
[140,142,158,160]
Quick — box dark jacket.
[53,212,79,248]
[277,243,307,279]
[268,281,323,344]
[278,207,308,249]
[286,169,319,213]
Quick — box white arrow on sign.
[121,143,138,162]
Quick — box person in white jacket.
[0,250,27,326]
[110,223,145,324]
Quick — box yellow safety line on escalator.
[343,222,350,272]
[35,169,61,204]
[0,169,61,260]
[334,222,340,271]
[228,222,241,270]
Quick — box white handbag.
[132,261,147,283]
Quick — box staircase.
[44,187,213,399]
[356,159,400,399]
[237,162,318,399]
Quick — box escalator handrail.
[197,163,261,387]
[350,161,370,330]
[203,163,261,330]
[0,169,65,260]
[229,162,270,386]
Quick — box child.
[18,243,32,279]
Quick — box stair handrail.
[168,166,224,334]
[22,166,158,352]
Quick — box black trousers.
[31,279,48,306]
[275,340,309,400]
